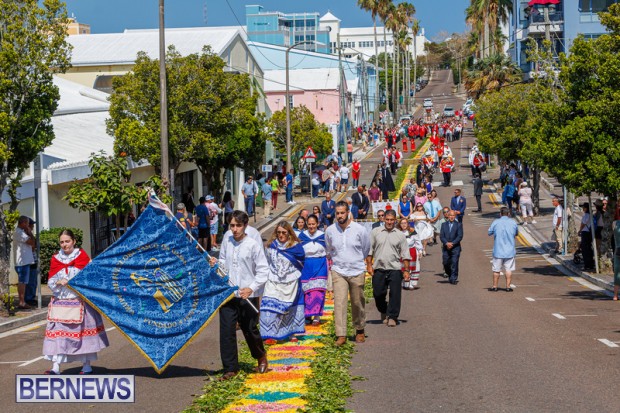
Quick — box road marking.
[0,320,47,339]
[106,326,116,332]
[565,314,598,317]
[513,284,540,287]
[525,297,536,302]
[552,313,566,320]
[537,298,563,301]
[597,339,619,348]
[0,360,28,364]
[19,356,44,367]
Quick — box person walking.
[579,202,595,271]
[43,230,109,374]
[215,211,269,380]
[488,207,519,292]
[262,179,272,218]
[299,215,328,325]
[472,173,483,212]
[325,201,370,346]
[194,197,211,252]
[261,221,306,343]
[14,216,35,309]
[518,182,536,225]
[285,169,295,204]
[269,175,280,210]
[450,188,467,223]
[206,196,222,251]
[347,140,353,164]
[242,176,257,216]
[321,193,336,228]
[440,210,464,285]
[351,158,361,189]
[366,210,411,327]
[551,197,564,254]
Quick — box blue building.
[246,5,331,54]
[508,0,619,75]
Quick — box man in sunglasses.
[372,210,386,229]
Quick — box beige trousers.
[331,270,366,337]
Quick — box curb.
[0,309,47,334]
[491,182,614,293]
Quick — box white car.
[463,98,474,110]
[423,98,433,108]
[443,107,455,117]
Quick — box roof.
[53,77,109,115]
[68,27,242,66]
[263,68,342,92]
[320,11,341,22]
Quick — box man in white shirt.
[339,162,350,193]
[325,201,371,346]
[213,210,269,380]
[552,197,564,254]
[15,216,35,309]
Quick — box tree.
[267,106,332,167]
[357,0,382,122]
[548,4,620,268]
[0,0,71,315]
[107,46,265,197]
[64,152,169,239]
[464,54,522,99]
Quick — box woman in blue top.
[502,179,516,211]
[298,215,328,325]
[398,194,413,220]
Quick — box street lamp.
[285,40,324,172]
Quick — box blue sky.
[62,0,467,40]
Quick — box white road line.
[552,313,566,320]
[525,297,536,302]
[537,298,563,300]
[513,284,540,287]
[105,327,116,332]
[19,356,44,367]
[0,361,28,364]
[0,320,47,339]
[565,314,598,317]
[597,339,619,348]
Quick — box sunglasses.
[377,214,385,218]
[276,230,288,235]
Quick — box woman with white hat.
[518,182,536,225]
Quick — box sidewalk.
[0,286,52,334]
[489,173,615,293]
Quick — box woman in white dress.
[411,202,433,256]
[398,218,422,289]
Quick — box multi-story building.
[245,5,331,54]
[245,5,427,59]
[508,0,618,76]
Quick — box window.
[579,0,617,13]
[288,95,294,109]
[93,75,118,94]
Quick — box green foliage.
[388,137,428,199]
[267,106,333,167]
[107,46,266,195]
[38,227,83,281]
[465,54,522,99]
[0,0,71,314]
[185,343,254,412]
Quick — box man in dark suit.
[450,188,467,223]
[440,210,464,285]
[352,185,370,219]
[415,160,426,188]
[372,210,385,229]
[472,174,483,212]
[321,193,336,228]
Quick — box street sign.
[302,147,316,160]
[261,164,272,173]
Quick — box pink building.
[263,68,348,125]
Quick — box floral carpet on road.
[222,300,334,413]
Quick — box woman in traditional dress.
[398,218,422,290]
[312,205,324,230]
[261,221,306,344]
[292,215,306,236]
[42,230,109,374]
[298,215,328,325]
[411,202,433,256]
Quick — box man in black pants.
[440,210,464,285]
[472,173,483,212]
[366,210,411,327]
[212,210,269,380]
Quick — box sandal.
[506,288,514,292]
[489,287,498,292]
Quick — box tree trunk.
[532,167,540,216]
[0,226,13,316]
[392,39,397,120]
[566,191,579,253]
[484,17,490,58]
[599,197,617,271]
[413,39,417,104]
[383,28,389,118]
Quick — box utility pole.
[159,0,169,196]
[337,33,346,154]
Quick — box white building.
[319,11,427,60]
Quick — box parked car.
[443,107,455,117]
[423,98,433,108]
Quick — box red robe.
[402,138,408,152]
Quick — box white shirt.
[339,166,349,180]
[218,234,269,298]
[553,205,563,229]
[581,213,591,232]
[325,220,370,276]
[266,241,303,283]
[301,230,327,258]
[48,248,82,299]
[14,227,34,266]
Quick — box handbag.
[47,298,84,324]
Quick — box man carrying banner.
[213,210,269,380]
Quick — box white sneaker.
[531,220,537,224]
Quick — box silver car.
[443,107,455,117]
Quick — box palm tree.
[396,2,415,115]
[464,54,521,99]
[357,0,382,123]
[378,0,393,119]
[466,3,484,59]
[411,19,420,104]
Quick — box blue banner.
[69,204,236,373]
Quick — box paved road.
[348,70,620,412]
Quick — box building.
[246,5,331,54]
[319,12,427,60]
[66,16,90,35]
[508,0,619,76]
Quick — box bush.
[39,227,84,282]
